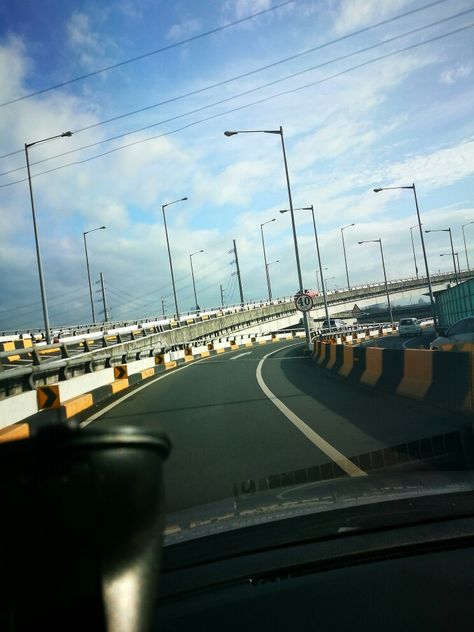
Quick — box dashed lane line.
[229,351,252,360]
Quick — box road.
[84,340,467,513]
[361,328,436,350]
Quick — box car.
[293,289,319,301]
[430,316,474,350]
[322,318,346,330]
[398,317,422,337]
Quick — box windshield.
[1,0,474,555]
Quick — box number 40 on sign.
[294,293,313,312]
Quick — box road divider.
[313,340,473,414]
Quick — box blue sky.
[0,0,473,329]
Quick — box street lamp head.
[224,131,237,137]
[279,209,288,214]
[100,226,106,230]
[373,188,383,193]
[181,197,188,201]
[61,131,73,137]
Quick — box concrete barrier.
[317,342,331,367]
[328,344,344,374]
[313,343,473,415]
[397,350,433,399]
[0,391,38,429]
[339,346,354,377]
[361,348,383,386]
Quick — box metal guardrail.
[0,320,397,401]
[1,302,303,397]
[312,322,396,340]
[0,298,296,340]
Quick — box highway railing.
[0,297,296,342]
[1,301,301,395]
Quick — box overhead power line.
[0,0,298,108]
[0,0,454,162]
[1,21,472,190]
[68,0,457,135]
[1,9,470,180]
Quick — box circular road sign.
[294,293,314,312]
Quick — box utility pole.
[220,284,225,307]
[233,239,244,305]
[99,272,109,323]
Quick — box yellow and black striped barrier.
[312,341,473,414]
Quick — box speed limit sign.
[294,293,313,312]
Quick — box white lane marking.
[255,346,367,478]
[229,351,252,360]
[80,355,210,427]
[402,336,417,349]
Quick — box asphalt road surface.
[85,341,468,513]
[361,329,436,350]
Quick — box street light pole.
[280,205,331,330]
[224,127,310,345]
[325,276,336,294]
[462,221,473,270]
[447,227,459,284]
[374,184,435,323]
[440,252,461,279]
[341,223,355,289]
[83,226,106,324]
[266,260,279,300]
[260,218,275,301]
[162,197,188,319]
[25,131,72,343]
[359,239,393,324]
[409,225,419,278]
[308,205,330,328]
[425,227,459,284]
[315,267,328,293]
[189,249,204,310]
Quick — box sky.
[0,0,473,330]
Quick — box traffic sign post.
[294,293,314,312]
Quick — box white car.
[398,317,422,337]
[430,317,474,350]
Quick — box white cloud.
[224,0,271,21]
[0,34,30,103]
[167,18,202,41]
[369,139,474,190]
[440,63,472,85]
[333,0,410,35]
[66,11,116,70]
